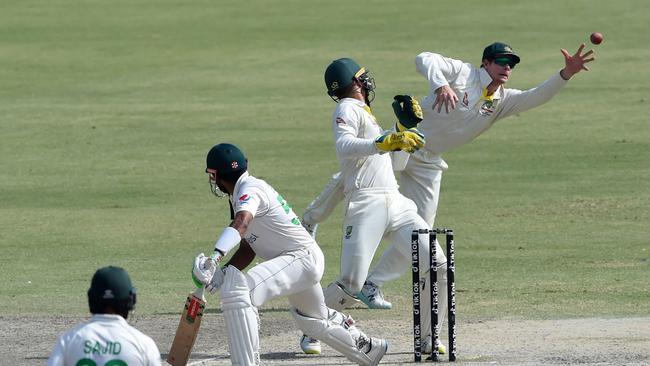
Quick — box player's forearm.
[415,52,460,93]
[500,72,567,118]
[335,134,378,158]
[223,239,255,270]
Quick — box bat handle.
[193,286,206,301]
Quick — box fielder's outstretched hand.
[560,43,595,80]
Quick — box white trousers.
[368,149,447,286]
[337,188,431,293]
[246,244,328,319]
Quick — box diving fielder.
[191,143,388,366]
[302,42,595,354]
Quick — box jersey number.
[276,195,301,225]
[76,359,127,366]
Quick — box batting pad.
[291,307,373,365]
[220,266,260,366]
[323,281,361,311]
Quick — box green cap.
[324,58,365,96]
[482,42,520,64]
[206,143,247,174]
[88,266,134,303]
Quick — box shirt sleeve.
[333,107,378,158]
[498,71,568,119]
[233,185,265,218]
[415,52,467,92]
[45,336,65,366]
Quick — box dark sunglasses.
[493,57,516,68]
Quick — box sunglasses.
[493,57,517,68]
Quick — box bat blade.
[167,287,206,366]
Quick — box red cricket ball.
[590,32,603,45]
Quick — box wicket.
[411,228,457,362]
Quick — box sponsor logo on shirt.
[239,194,250,202]
[336,117,346,125]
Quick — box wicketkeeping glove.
[392,95,423,131]
[375,128,425,154]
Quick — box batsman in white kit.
[302,42,596,355]
[191,143,388,366]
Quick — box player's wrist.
[559,68,572,81]
[214,226,241,255]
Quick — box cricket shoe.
[423,336,446,355]
[300,334,321,355]
[356,281,392,309]
[302,221,318,239]
[361,337,389,366]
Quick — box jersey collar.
[479,68,503,100]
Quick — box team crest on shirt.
[479,100,495,116]
[344,225,353,239]
[336,117,346,125]
[239,194,250,202]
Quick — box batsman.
[191,143,388,366]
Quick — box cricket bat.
[167,287,207,366]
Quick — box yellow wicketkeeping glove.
[375,128,425,153]
[392,95,423,132]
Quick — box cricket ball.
[590,32,603,45]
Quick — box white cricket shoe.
[356,281,392,309]
[300,334,321,355]
[302,221,318,239]
[362,337,389,366]
[423,336,446,355]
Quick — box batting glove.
[206,267,226,294]
[375,128,425,153]
[392,95,423,131]
[192,252,222,288]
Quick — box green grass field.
[1,0,648,322]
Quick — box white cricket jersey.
[415,52,568,156]
[231,172,315,260]
[332,98,399,194]
[46,314,161,366]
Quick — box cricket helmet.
[482,42,521,64]
[324,58,375,102]
[87,266,136,316]
[206,143,247,197]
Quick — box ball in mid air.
[590,32,603,45]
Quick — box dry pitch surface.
[4,313,649,365]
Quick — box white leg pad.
[323,281,361,311]
[291,308,373,366]
[220,266,260,366]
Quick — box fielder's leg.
[291,308,388,366]
[302,172,344,238]
[220,266,260,366]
